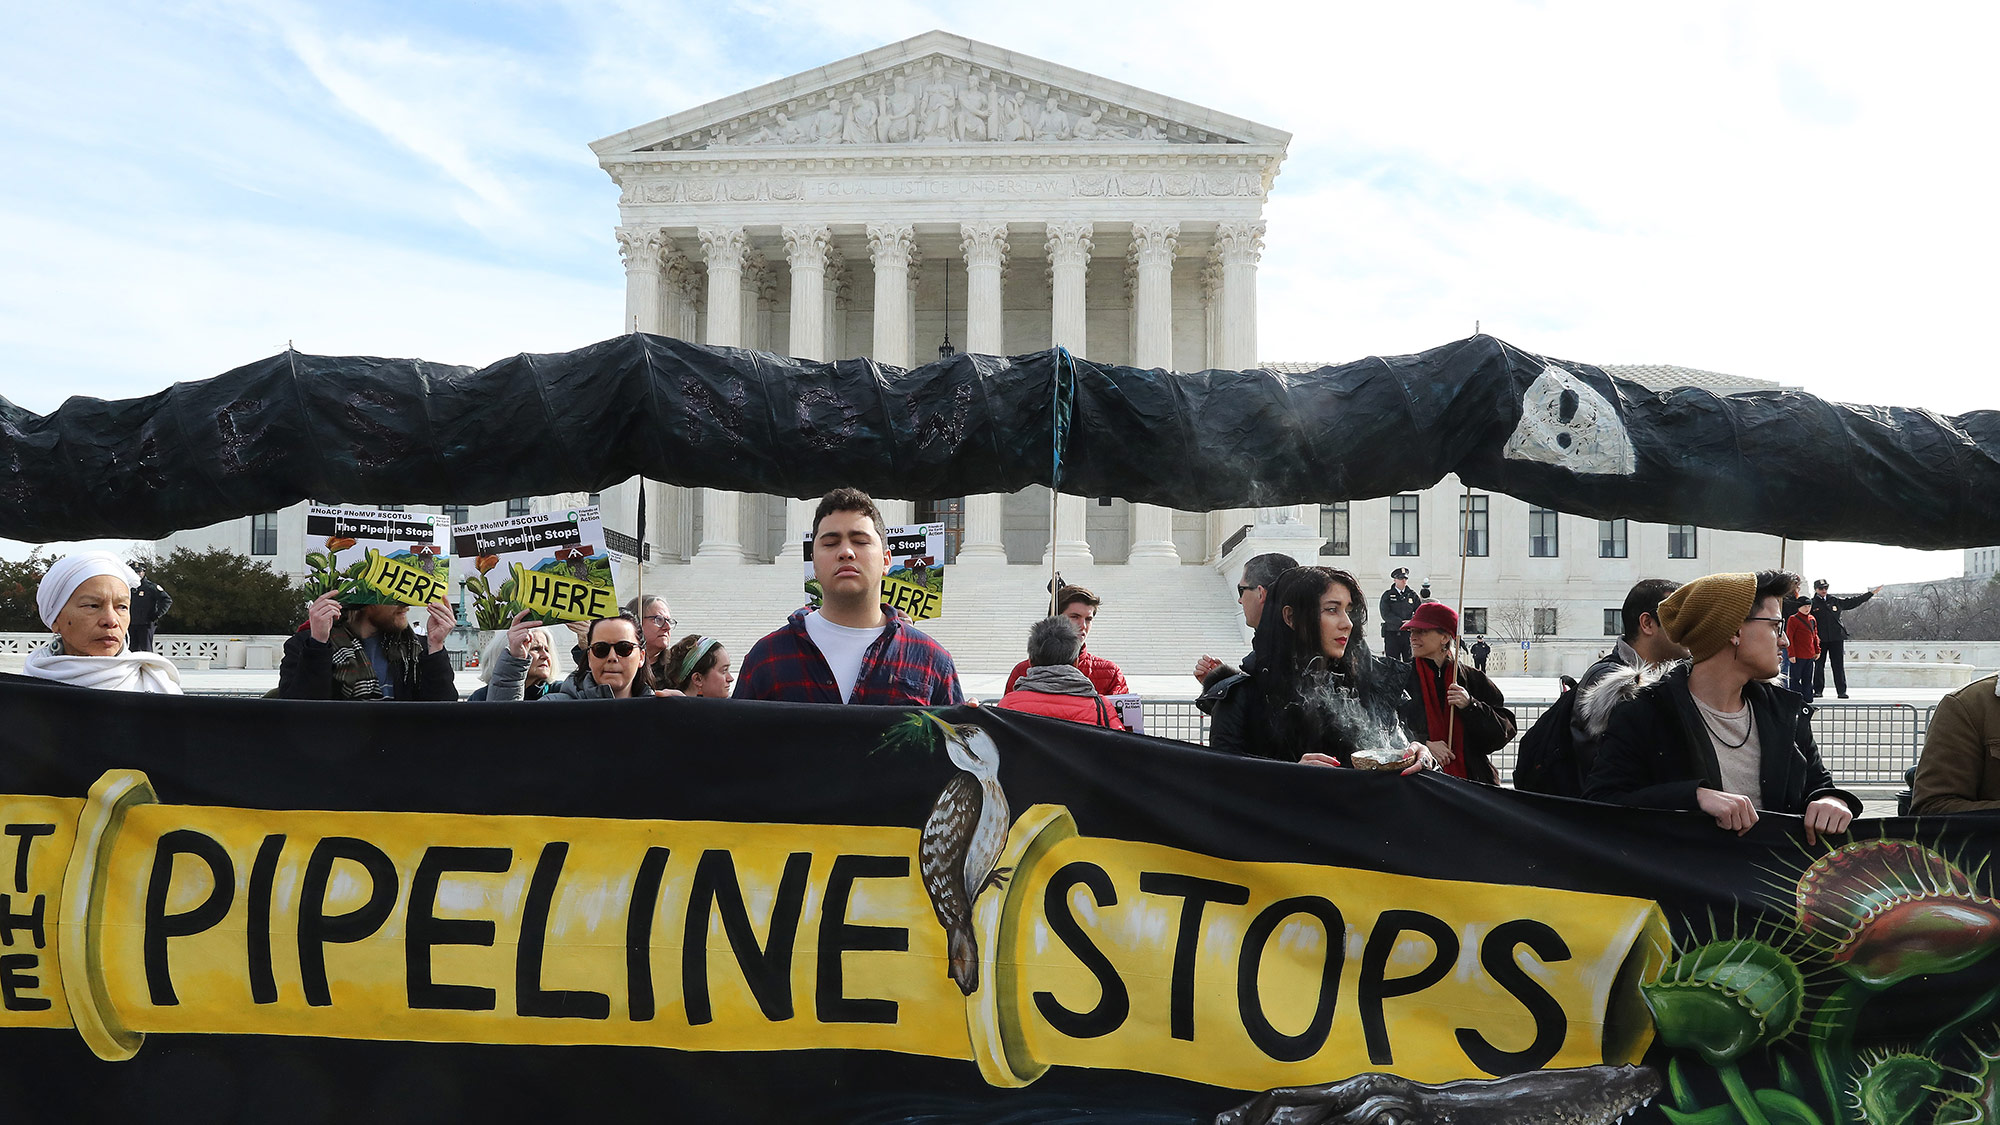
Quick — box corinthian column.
[866,224,917,530]
[956,222,1011,565]
[867,223,913,368]
[783,224,832,550]
[1128,221,1182,565]
[695,226,748,564]
[1043,221,1094,565]
[1216,220,1265,371]
[617,226,665,334]
[823,253,848,361]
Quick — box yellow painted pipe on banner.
[356,549,451,606]
[508,562,617,623]
[3,774,1667,1093]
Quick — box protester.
[1808,579,1882,699]
[1193,551,1298,690]
[1469,634,1491,672]
[1909,674,2000,813]
[468,626,556,701]
[22,551,183,693]
[1567,579,1687,778]
[664,634,734,699]
[277,590,459,701]
[490,610,658,701]
[736,488,963,705]
[1586,571,1859,842]
[1005,585,1128,697]
[627,594,676,687]
[1401,602,1514,784]
[1203,566,1433,772]
[126,561,173,654]
[1378,567,1420,662]
[1784,599,1822,700]
[997,616,1125,729]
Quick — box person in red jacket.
[997,616,1125,730]
[1784,599,1823,699]
[1004,584,1128,697]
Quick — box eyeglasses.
[643,614,676,629]
[1236,584,1255,597]
[589,640,641,658]
[1743,616,1786,634]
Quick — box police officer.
[1809,578,1882,700]
[128,561,173,653]
[1379,567,1421,662]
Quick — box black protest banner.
[6,334,2000,548]
[1,674,1996,1125]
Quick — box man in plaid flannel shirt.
[736,488,964,705]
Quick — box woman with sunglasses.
[489,610,661,700]
[1203,566,1433,773]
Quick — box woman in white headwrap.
[21,551,183,693]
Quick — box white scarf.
[22,637,183,694]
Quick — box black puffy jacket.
[1585,663,1859,816]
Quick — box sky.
[2,0,1994,588]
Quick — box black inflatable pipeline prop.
[3,333,1996,547]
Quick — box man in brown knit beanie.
[1586,570,1859,842]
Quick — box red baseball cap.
[1399,601,1459,635]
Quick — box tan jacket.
[1912,675,2000,814]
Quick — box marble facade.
[590,30,1303,570]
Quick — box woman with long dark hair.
[1203,566,1433,771]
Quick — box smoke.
[1299,662,1410,755]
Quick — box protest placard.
[1105,693,1145,733]
[302,505,452,606]
[802,522,947,620]
[454,506,618,626]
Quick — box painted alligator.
[1215,1063,1663,1125]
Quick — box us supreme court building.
[160,31,1796,673]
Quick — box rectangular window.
[507,497,532,518]
[250,513,278,556]
[1529,506,1560,557]
[1668,524,1699,559]
[1534,607,1559,636]
[1389,495,1420,557]
[1458,495,1489,557]
[1462,607,1489,635]
[1599,518,1628,558]
[379,504,404,512]
[1604,608,1622,636]
[441,505,469,527]
[1319,502,1350,556]
[589,492,602,508]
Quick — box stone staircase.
[644,561,1251,677]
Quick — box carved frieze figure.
[918,64,958,140]
[813,97,845,143]
[843,92,880,145]
[994,94,1032,143]
[1036,95,1071,141]
[883,75,916,143]
[956,77,991,142]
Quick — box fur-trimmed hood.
[1577,659,1685,739]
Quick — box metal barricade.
[1132,698,1920,789]
[1807,702,1921,786]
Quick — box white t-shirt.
[803,610,887,703]
[1693,694,1764,809]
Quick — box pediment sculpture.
[647,57,1237,151]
